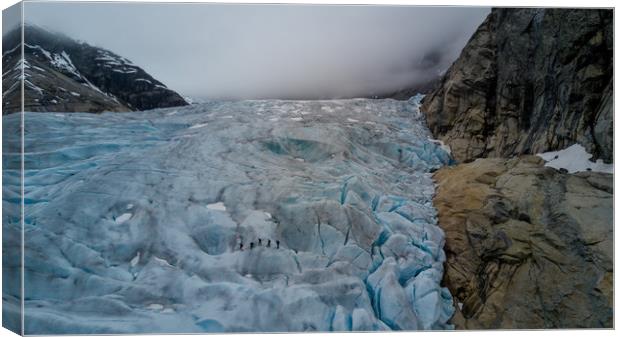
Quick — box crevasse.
[3,96,454,333]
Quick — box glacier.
[3,97,455,333]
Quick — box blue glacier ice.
[2,98,454,333]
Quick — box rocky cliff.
[421,8,613,329]
[421,8,613,163]
[2,25,188,114]
[433,156,612,328]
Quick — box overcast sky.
[18,2,489,100]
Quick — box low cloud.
[24,3,489,99]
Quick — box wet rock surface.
[421,8,613,163]
[432,156,613,328]
[3,98,454,333]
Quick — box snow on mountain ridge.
[2,25,188,114]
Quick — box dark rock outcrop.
[2,25,188,114]
[421,9,613,163]
[433,156,613,328]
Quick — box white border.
[0,2,617,337]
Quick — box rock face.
[2,25,188,114]
[422,8,614,329]
[433,156,613,328]
[421,8,613,163]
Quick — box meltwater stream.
[3,97,455,333]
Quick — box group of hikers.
[238,238,280,251]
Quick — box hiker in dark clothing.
[239,242,244,251]
[267,239,271,248]
[250,242,254,250]
[258,238,262,246]
[276,240,280,249]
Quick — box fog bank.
[24,3,489,99]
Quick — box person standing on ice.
[236,235,243,251]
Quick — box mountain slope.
[421,8,613,163]
[2,25,188,114]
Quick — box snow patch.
[428,138,452,155]
[25,80,44,96]
[537,144,613,174]
[130,252,140,267]
[146,304,164,311]
[114,213,132,224]
[189,123,208,129]
[153,256,175,268]
[112,68,138,74]
[50,51,80,77]
[2,43,20,57]
[206,202,227,211]
[24,44,52,60]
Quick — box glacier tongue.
[3,98,454,333]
